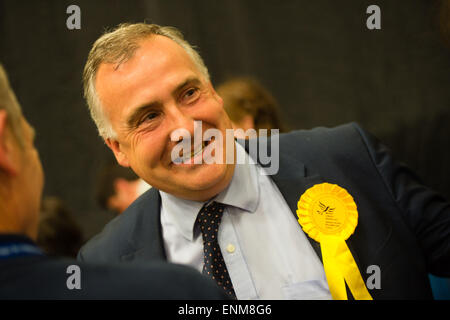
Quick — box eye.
[145,112,159,120]
[181,88,200,104]
[137,112,159,126]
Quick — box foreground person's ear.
[105,138,130,167]
[0,110,19,176]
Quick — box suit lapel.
[120,188,167,261]
[268,151,325,261]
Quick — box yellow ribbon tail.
[321,236,373,300]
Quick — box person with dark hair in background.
[96,164,151,215]
[216,77,286,139]
[78,23,449,300]
[36,196,84,258]
[0,63,227,299]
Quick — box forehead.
[97,35,200,88]
[95,35,202,114]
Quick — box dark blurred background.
[0,0,449,241]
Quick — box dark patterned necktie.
[196,201,237,299]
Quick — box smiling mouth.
[173,138,214,164]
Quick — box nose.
[166,104,196,143]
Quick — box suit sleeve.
[351,123,450,276]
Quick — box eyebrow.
[126,102,160,129]
[174,77,202,95]
[125,76,202,128]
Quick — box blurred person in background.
[216,77,286,139]
[36,196,84,258]
[96,164,151,215]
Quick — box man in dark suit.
[78,23,450,299]
[0,63,227,299]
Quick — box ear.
[104,138,130,167]
[0,110,19,176]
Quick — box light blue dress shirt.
[160,142,331,299]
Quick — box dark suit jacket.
[78,123,450,299]
[0,234,227,299]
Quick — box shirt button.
[226,244,235,253]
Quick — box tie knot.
[196,202,225,243]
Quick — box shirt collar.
[159,142,260,241]
[212,142,260,213]
[136,179,152,196]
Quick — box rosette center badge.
[297,183,358,243]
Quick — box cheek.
[129,136,166,171]
[201,100,230,127]
[216,108,233,129]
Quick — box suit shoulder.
[67,259,226,299]
[279,122,368,155]
[73,261,228,299]
[0,256,226,299]
[77,214,130,263]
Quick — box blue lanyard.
[0,242,44,260]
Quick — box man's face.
[96,36,235,201]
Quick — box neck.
[0,194,38,241]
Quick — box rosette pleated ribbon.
[297,183,373,300]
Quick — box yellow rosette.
[297,183,372,300]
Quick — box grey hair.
[0,64,24,148]
[83,23,210,139]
